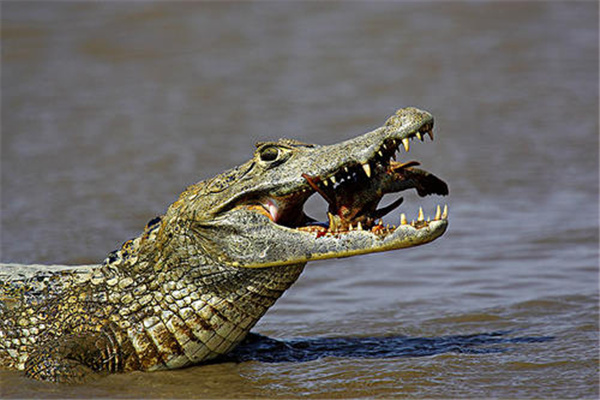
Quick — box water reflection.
[222,331,554,363]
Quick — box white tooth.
[442,204,448,219]
[416,132,423,141]
[362,163,372,178]
[402,138,410,152]
[418,207,424,221]
[400,213,407,225]
[434,205,441,220]
[378,150,384,157]
[357,221,363,230]
[344,166,350,173]
[323,179,329,186]
[349,223,353,231]
[267,201,279,221]
[330,176,336,184]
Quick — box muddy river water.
[1,2,598,398]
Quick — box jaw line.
[214,208,448,269]
[237,216,449,268]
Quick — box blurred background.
[1,2,598,398]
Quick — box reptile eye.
[259,146,280,162]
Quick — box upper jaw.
[256,107,435,204]
[295,107,434,187]
[249,107,447,237]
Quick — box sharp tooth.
[323,179,329,186]
[330,176,336,184]
[362,163,372,178]
[344,166,349,173]
[434,205,441,220]
[328,212,339,232]
[378,150,384,158]
[349,223,353,231]
[418,207,424,221]
[357,221,363,230]
[402,138,410,152]
[416,132,423,141]
[400,213,407,225]
[427,130,434,140]
[263,199,280,222]
[442,204,448,219]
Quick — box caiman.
[0,107,449,383]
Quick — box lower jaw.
[297,204,448,238]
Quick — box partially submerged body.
[0,107,448,382]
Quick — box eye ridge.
[259,146,280,162]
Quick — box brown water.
[1,2,598,398]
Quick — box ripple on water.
[1,1,598,399]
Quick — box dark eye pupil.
[260,147,279,162]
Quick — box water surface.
[1,2,598,398]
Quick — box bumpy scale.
[0,107,449,382]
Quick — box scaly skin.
[0,107,449,383]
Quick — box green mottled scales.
[1,107,448,382]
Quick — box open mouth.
[248,122,448,239]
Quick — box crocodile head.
[162,107,448,268]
